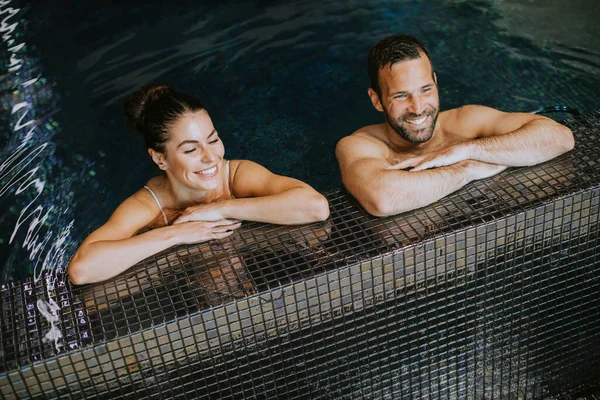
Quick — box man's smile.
[405,115,427,126]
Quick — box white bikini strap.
[226,159,234,199]
[143,185,169,226]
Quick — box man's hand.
[390,144,471,171]
[460,159,507,181]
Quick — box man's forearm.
[353,162,472,217]
[467,119,574,166]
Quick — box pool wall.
[1,112,599,399]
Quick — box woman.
[68,84,330,285]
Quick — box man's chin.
[394,126,434,144]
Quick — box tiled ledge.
[1,111,599,399]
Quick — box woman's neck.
[165,173,226,209]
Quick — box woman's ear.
[148,148,167,170]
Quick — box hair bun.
[124,83,171,132]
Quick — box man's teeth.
[198,166,217,175]
[406,116,426,126]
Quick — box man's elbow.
[558,124,575,153]
[360,194,400,217]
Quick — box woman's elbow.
[67,256,90,285]
[308,194,330,222]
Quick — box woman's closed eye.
[184,148,197,154]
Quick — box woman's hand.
[171,219,242,245]
[172,202,234,224]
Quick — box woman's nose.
[200,148,216,163]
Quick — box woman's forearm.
[69,219,240,285]
[218,188,330,224]
[68,227,179,285]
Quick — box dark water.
[1,0,599,280]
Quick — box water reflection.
[2,0,599,282]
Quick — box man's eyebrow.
[391,84,433,96]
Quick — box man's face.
[375,56,439,144]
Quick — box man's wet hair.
[368,34,432,96]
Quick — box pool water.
[1,0,599,280]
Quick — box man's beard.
[384,107,439,144]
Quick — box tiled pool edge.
[1,112,599,399]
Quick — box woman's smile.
[195,164,218,177]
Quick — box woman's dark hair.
[368,34,432,96]
[124,83,205,152]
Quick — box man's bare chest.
[385,134,470,166]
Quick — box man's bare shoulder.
[337,124,388,154]
[439,105,504,139]
[440,104,495,121]
[444,104,549,139]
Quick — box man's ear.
[368,88,384,112]
[433,71,437,86]
[148,148,167,170]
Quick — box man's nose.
[407,95,423,114]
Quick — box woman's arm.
[68,191,240,285]
[174,160,330,225]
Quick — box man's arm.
[335,134,505,217]
[400,106,574,171]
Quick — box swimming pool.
[2,2,600,397]
[1,0,599,284]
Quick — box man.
[336,34,574,217]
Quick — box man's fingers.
[410,161,432,172]
[388,158,420,170]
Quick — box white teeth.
[198,166,216,175]
[406,116,426,126]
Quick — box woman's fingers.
[173,216,241,226]
[211,222,242,232]
[207,219,241,227]
[172,215,190,225]
[211,230,235,239]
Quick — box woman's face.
[159,110,226,192]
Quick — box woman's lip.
[195,165,218,177]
